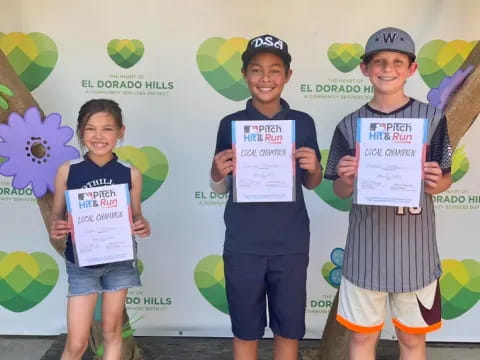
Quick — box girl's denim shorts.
[65,259,141,297]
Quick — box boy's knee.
[396,331,425,350]
[351,331,379,347]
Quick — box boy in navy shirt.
[210,34,322,360]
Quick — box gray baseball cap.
[361,27,416,60]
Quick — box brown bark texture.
[445,42,480,149]
[316,291,350,360]
[0,49,142,359]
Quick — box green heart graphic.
[107,39,144,69]
[0,32,58,91]
[451,146,469,183]
[417,40,477,89]
[440,259,480,320]
[197,37,250,101]
[116,146,168,202]
[194,255,228,314]
[0,251,59,312]
[327,43,364,73]
[314,150,352,211]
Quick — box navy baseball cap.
[241,34,292,69]
[361,27,416,61]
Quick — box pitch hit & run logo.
[369,122,413,143]
[77,188,118,209]
[243,124,283,144]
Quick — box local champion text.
[78,211,123,224]
[364,148,416,157]
[240,149,287,157]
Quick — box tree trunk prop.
[444,42,480,149]
[316,291,350,360]
[0,49,142,359]
[311,43,480,360]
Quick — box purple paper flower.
[0,107,80,197]
[427,65,474,111]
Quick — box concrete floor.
[0,336,55,360]
[0,335,479,359]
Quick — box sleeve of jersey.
[305,115,322,166]
[214,117,231,154]
[429,115,452,173]
[324,126,351,180]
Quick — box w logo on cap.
[381,32,398,44]
[362,27,416,60]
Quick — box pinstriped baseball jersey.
[325,99,452,292]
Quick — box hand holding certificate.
[65,183,134,267]
[232,120,295,202]
[354,118,427,207]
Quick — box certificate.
[232,120,295,202]
[354,117,427,207]
[65,184,134,267]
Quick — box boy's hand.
[424,161,443,191]
[211,149,234,182]
[337,155,357,185]
[295,147,321,175]
[296,147,322,189]
[49,219,70,241]
[424,161,452,194]
[132,216,150,237]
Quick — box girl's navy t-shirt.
[64,154,132,265]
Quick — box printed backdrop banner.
[0,0,479,342]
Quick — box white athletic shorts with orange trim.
[336,277,442,335]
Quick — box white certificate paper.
[232,120,295,202]
[65,184,134,267]
[355,117,427,207]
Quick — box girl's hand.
[132,217,150,237]
[337,155,357,185]
[49,219,70,240]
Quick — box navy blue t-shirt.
[65,153,132,265]
[214,99,321,255]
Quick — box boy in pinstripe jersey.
[325,27,452,360]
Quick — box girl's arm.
[130,167,150,237]
[49,162,71,242]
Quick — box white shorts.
[336,277,442,334]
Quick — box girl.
[49,99,150,360]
